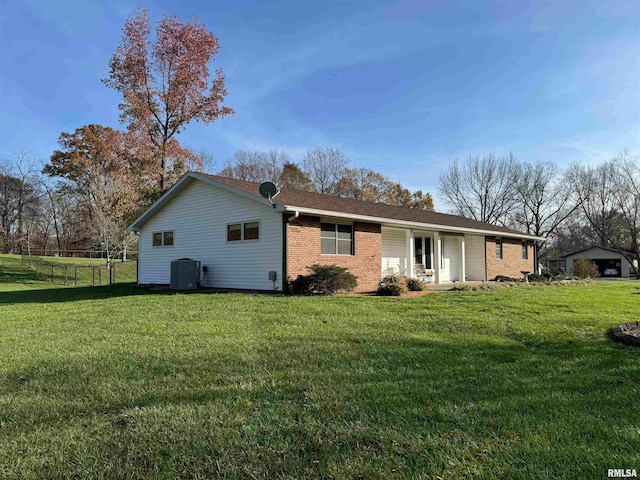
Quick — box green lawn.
[11,253,137,285]
[0,255,637,479]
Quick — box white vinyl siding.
[381,227,406,276]
[138,179,283,290]
[465,234,486,281]
[440,235,460,282]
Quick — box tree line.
[218,147,434,209]
[0,141,434,258]
[438,152,640,274]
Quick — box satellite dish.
[259,181,279,208]
[259,182,278,199]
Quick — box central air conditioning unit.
[170,258,201,290]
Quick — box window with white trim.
[227,221,260,242]
[522,241,528,260]
[321,223,353,255]
[152,231,174,247]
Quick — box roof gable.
[127,172,275,231]
[561,246,628,258]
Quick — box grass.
[0,254,638,479]
[10,253,137,285]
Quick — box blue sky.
[0,0,638,207]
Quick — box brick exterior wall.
[285,215,382,292]
[485,236,535,280]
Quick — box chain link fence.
[21,252,137,286]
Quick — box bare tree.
[219,150,290,184]
[571,152,640,276]
[0,153,43,253]
[302,147,348,195]
[439,153,519,225]
[511,161,581,265]
[613,153,640,275]
[570,161,619,246]
[195,149,216,174]
[513,162,574,236]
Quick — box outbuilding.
[562,246,635,278]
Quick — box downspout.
[282,211,300,292]
[288,211,300,223]
[135,231,140,285]
[484,236,488,281]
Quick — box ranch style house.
[127,172,545,292]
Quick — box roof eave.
[282,205,546,241]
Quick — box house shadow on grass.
[0,284,199,305]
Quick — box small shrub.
[377,275,407,296]
[288,273,314,295]
[540,270,553,279]
[527,273,548,283]
[572,258,599,278]
[289,264,357,295]
[552,274,582,281]
[492,275,520,282]
[405,278,427,291]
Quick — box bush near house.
[376,275,408,296]
[572,258,600,278]
[289,264,358,295]
[528,272,553,282]
[405,277,427,291]
[377,276,427,295]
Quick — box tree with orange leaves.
[103,8,234,193]
[45,125,144,261]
